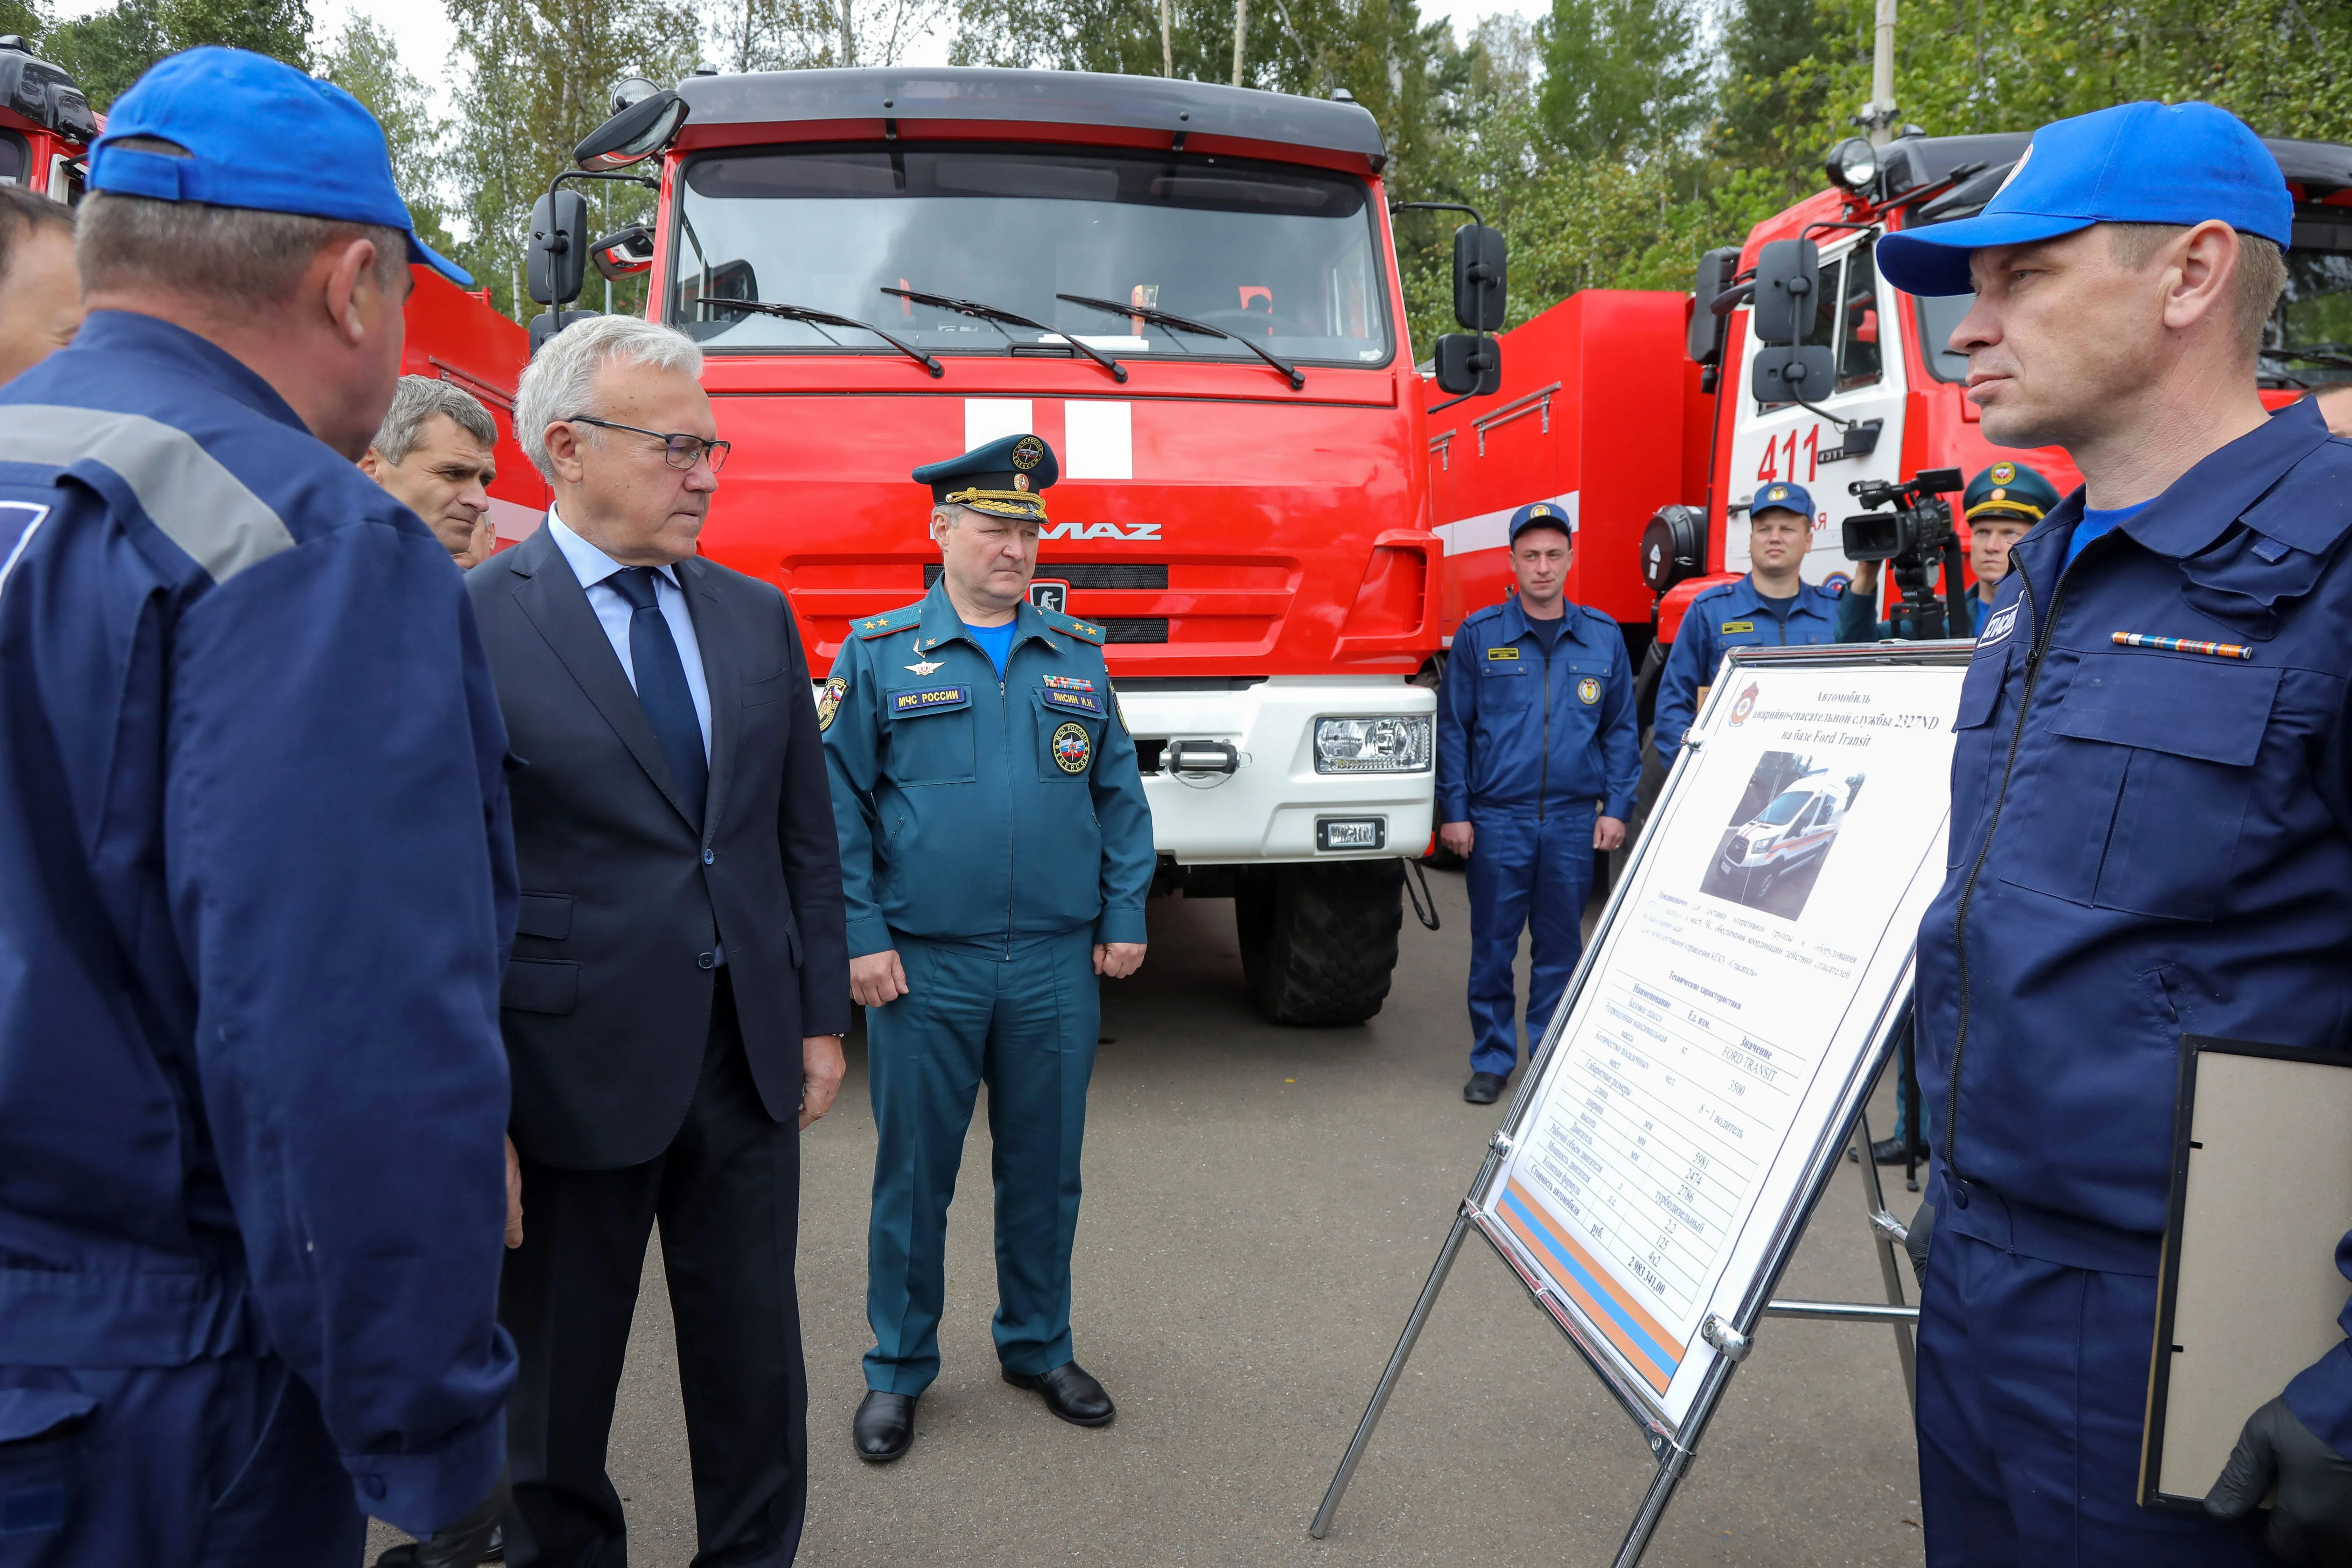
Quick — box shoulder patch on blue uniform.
[1042,607,1105,644]
[856,606,925,639]
[0,406,293,584]
[1462,602,1505,625]
[891,684,970,715]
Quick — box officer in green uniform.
[822,432,1155,1463]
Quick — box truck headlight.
[1314,715,1433,774]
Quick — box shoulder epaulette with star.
[1042,607,1106,645]
[854,604,925,640]
[1461,602,1505,627]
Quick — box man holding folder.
[1882,102,2352,1564]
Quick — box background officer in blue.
[1653,481,1841,770]
[0,49,511,1564]
[1835,462,2059,643]
[1880,100,2352,1564]
[824,433,1155,1464]
[1437,502,1639,1106]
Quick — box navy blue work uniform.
[0,312,518,1559]
[1836,587,1993,642]
[1437,592,1639,1077]
[1911,398,2352,1565]
[1653,576,1842,770]
[824,569,1154,1396]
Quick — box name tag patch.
[1979,603,2019,647]
[1720,620,1754,634]
[892,685,970,716]
[1042,688,1103,715]
[1486,646,1520,660]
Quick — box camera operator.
[1837,463,2058,642]
[1652,481,1842,770]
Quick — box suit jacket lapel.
[681,556,739,838]
[505,526,700,831]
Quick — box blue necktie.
[608,567,707,827]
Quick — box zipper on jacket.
[1941,560,2066,1176]
[1001,668,1014,959]
[1537,637,1552,822]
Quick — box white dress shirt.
[545,507,713,760]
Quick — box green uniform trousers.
[863,928,1098,1395]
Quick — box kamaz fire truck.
[0,34,550,544]
[540,68,1506,1024]
[1428,127,2352,796]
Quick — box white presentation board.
[1469,651,1965,1433]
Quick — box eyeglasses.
[564,415,731,474]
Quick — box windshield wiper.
[881,286,1127,384]
[1058,293,1304,390]
[695,297,943,377]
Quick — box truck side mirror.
[1452,224,1506,333]
[1750,238,1820,345]
[575,88,690,172]
[1750,344,1835,404]
[589,224,656,280]
[1433,332,1500,397]
[1688,246,1741,366]
[528,190,588,306]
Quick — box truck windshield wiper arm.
[881,286,1128,384]
[694,297,944,377]
[1057,293,1304,390]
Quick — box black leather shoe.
[854,1391,916,1462]
[1004,1362,1115,1426]
[1463,1071,1507,1105]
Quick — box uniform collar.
[909,578,1067,659]
[2015,398,2337,578]
[1720,574,1833,618]
[62,310,308,434]
[1500,592,1591,644]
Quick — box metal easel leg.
[1609,1440,1696,1568]
[1851,1106,1918,1413]
[1309,1208,1472,1540]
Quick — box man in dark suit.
[468,315,850,1568]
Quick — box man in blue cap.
[1836,461,2059,644]
[0,48,512,1564]
[1879,100,2352,1564]
[1652,481,1842,771]
[1437,501,1638,1104]
[823,433,1155,1463]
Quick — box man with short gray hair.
[471,312,848,1567]
[0,46,513,1567]
[364,373,502,566]
[0,182,79,384]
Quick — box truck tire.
[1233,860,1405,1026]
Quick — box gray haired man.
[363,374,501,567]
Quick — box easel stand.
[1310,1070,1918,1565]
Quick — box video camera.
[1840,467,1973,639]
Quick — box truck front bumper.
[1119,676,1435,864]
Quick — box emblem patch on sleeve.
[818,674,849,731]
[1577,676,1601,705]
[1052,720,1092,774]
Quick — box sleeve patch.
[818,673,849,731]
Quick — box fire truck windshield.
[668,144,1391,368]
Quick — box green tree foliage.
[319,15,452,253]
[37,0,308,109]
[444,0,699,317]
[1536,0,1706,159]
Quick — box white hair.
[513,315,703,481]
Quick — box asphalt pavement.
[372,866,1925,1568]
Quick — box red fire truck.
[0,34,550,539]
[545,67,1494,1023]
[1429,128,2352,782]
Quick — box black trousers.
[499,975,807,1568]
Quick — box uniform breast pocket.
[1478,662,1534,706]
[1945,646,2011,868]
[1034,687,1105,783]
[883,685,978,785]
[2001,652,2280,919]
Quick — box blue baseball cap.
[1507,499,1575,541]
[88,47,470,286]
[1750,481,1813,518]
[1877,100,2289,298]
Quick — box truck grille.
[1100,618,1169,643]
[923,562,1169,590]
